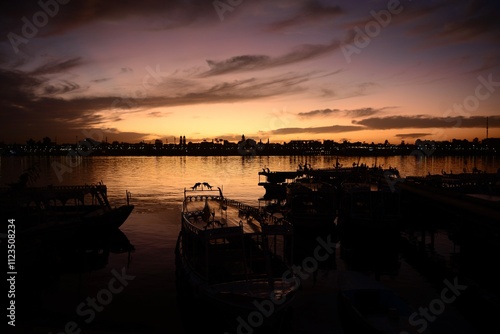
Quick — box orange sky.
[1,0,499,144]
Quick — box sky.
[0,0,499,145]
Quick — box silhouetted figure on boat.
[202,182,212,189]
[191,182,201,190]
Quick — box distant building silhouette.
[2,135,499,157]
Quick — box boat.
[1,182,134,237]
[175,182,297,321]
[284,176,338,233]
[338,271,419,334]
[400,171,500,225]
[337,176,401,235]
[258,165,339,234]
[258,164,402,237]
[335,170,402,272]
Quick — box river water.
[2,155,498,207]
[2,155,499,333]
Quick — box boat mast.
[486,116,489,139]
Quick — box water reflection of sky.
[2,155,499,210]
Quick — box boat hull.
[1,184,134,238]
[18,204,135,240]
[175,230,297,331]
[177,184,297,330]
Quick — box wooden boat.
[1,182,134,237]
[338,271,418,334]
[284,177,338,233]
[258,166,339,234]
[258,164,400,218]
[175,182,297,319]
[400,171,500,225]
[336,179,401,273]
[338,180,401,233]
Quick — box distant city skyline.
[1,1,499,144]
[7,133,499,146]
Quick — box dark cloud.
[0,67,312,143]
[354,115,499,129]
[203,55,270,76]
[298,109,342,117]
[319,82,379,100]
[432,0,500,45]
[147,111,162,118]
[270,124,364,135]
[91,78,111,83]
[0,1,219,38]
[29,57,84,76]
[267,1,343,32]
[120,67,133,74]
[42,80,81,95]
[200,40,343,77]
[0,68,142,142]
[96,128,153,143]
[152,72,310,105]
[339,0,499,59]
[395,133,433,139]
[0,68,40,101]
[147,111,171,118]
[298,107,385,118]
[342,0,449,31]
[398,0,500,49]
[348,108,383,118]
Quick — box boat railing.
[182,213,244,237]
[182,199,292,235]
[405,173,499,192]
[183,184,223,202]
[1,183,113,209]
[184,194,224,202]
[224,198,260,216]
[2,184,108,193]
[224,198,293,229]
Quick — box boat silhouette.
[175,182,297,325]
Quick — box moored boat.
[338,180,401,233]
[175,182,297,322]
[285,177,338,233]
[336,178,402,270]
[1,182,134,237]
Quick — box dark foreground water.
[2,155,500,333]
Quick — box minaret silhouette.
[486,117,489,139]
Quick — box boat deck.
[183,198,262,234]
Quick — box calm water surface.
[2,155,499,333]
[2,155,498,207]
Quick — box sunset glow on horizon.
[1,0,499,145]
